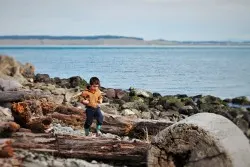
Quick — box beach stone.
[121,109,136,116]
[141,111,151,119]
[232,96,250,105]
[0,78,22,91]
[59,78,71,88]
[153,92,162,98]
[115,89,127,99]
[0,106,13,121]
[105,88,116,99]
[130,88,153,98]
[35,73,51,83]
[100,105,118,115]
[176,94,188,98]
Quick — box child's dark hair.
[89,77,100,86]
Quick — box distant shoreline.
[0,35,249,46]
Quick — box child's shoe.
[85,128,90,136]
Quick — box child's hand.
[82,100,89,105]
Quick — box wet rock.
[223,98,232,103]
[0,78,22,91]
[153,92,161,98]
[35,74,51,83]
[159,96,184,111]
[232,96,250,105]
[176,94,188,98]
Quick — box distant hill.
[0,35,249,46]
[0,35,144,40]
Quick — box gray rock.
[131,88,153,98]
[232,96,250,105]
[141,111,151,119]
[100,105,118,115]
[121,109,136,116]
[115,89,128,99]
[0,78,22,91]
[105,88,116,99]
[0,106,13,121]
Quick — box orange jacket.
[81,88,103,108]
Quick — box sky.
[0,0,250,41]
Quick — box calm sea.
[0,46,250,99]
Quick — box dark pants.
[84,107,103,129]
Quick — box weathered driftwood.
[0,122,20,137]
[51,112,85,127]
[148,113,250,167]
[102,114,174,138]
[11,132,149,166]
[0,91,51,102]
[11,100,173,137]
[0,139,13,158]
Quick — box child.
[80,77,103,136]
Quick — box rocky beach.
[1,55,250,167]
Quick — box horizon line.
[0,35,249,42]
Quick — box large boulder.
[104,88,116,99]
[129,87,153,98]
[232,96,250,105]
[69,76,87,88]
[148,113,250,167]
[0,55,34,83]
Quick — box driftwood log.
[102,114,174,138]
[11,100,174,138]
[11,132,150,166]
[0,91,51,102]
[148,113,250,167]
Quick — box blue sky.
[0,0,250,41]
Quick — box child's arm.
[80,91,90,105]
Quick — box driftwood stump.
[148,113,250,167]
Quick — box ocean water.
[0,46,250,99]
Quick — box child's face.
[90,84,99,91]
